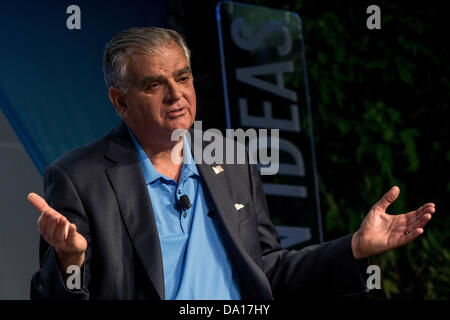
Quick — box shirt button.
[183,213,187,218]
[177,189,182,194]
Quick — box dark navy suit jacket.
[31,122,368,300]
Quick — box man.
[28,27,435,300]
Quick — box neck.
[148,147,183,182]
[135,131,184,182]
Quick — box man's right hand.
[27,193,87,270]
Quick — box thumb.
[27,192,48,213]
[374,186,400,211]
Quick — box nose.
[164,81,182,104]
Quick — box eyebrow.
[139,65,192,89]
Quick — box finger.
[418,205,435,220]
[28,192,62,217]
[66,224,78,245]
[407,205,435,226]
[401,228,424,245]
[43,214,61,244]
[27,193,49,213]
[420,204,436,216]
[37,210,52,232]
[416,203,435,216]
[53,216,70,243]
[37,207,64,238]
[374,186,400,211]
[407,213,432,233]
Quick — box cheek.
[131,96,161,118]
[188,89,197,112]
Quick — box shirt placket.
[177,174,193,234]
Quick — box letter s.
[231,18,292,56]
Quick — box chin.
[166,118,193,132]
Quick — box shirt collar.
[127,127,199,184]
[181,134,199,177]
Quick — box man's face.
[119,42,196,140]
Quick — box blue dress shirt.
[128,129,241,300]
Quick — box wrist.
[55,249,85,271]
[351,231,363,260]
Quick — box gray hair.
[103,26,191,92]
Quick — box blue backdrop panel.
[0,0,168,174]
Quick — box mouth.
[166,107,187,118]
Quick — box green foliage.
[288,0,450,299]
[244,0,449,300]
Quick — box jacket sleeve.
[30,164,91,300]
[248,162,369,299]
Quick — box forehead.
[126,43,189,79]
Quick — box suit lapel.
[196,163,239,237]
[192,129,273,299]
[197,162,272,299]
[104,123,165,299]
[187,129,240,239]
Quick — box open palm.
[352,186,435,259]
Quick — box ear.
[108,87,128,117]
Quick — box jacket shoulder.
[46,128,116,174]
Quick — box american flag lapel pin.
[212,165,224,174]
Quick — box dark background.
[168,0,449,299]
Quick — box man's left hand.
[351,186,435,259]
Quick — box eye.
[178,75,190,83]
[146,82,160,90]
